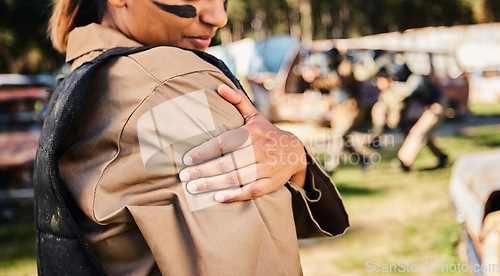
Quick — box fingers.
[180,144,256,181]
[185,163,257,194]
[182,84,258,166]
[179,85,297,204]
[213,178,276,202]
[217,84,259,122]
[183,127,251,165]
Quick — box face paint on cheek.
[153,1,197,18]
[224,0,228,11]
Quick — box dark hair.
[48,0,107,53]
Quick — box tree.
[485,0,500,22]
[222,0,484,41]
[0,0,62,74]
[0,0,498,74]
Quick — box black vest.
[34,46,243,275]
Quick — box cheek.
[151,19,190,42]
[123,1,198,46]
[128,14,188,45]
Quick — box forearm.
[289,145,307,188]
[289,151,349,238]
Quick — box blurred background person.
[370,57,449,171]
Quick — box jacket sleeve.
[287,151,349,238]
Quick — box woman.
[43,0,348,275]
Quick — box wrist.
[289,144,307,188]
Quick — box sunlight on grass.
[469,102,500,117]
[0,260,37,276]
[299,123,500,275]
[0,222,36,276]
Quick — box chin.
[187,46,208,52]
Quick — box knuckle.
[200,181,211,191]
[190,151,202,163]
[264,133,278,146]
[225,171,238,187]
[249,187,260,199]
[217,159,232,173]
[192,167,202,179]
[252,126,267,138]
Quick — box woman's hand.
[178,84,307,202]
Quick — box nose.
[199,0,228,28]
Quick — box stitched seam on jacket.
[90,55,226,223]
[90,56,160,224]
[127,54,222,84]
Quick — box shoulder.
[124,46,223,82]
[89,46,232,105]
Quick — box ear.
[108,0,127,8]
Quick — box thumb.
[217,84,259,122]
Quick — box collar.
[66,23,142,64]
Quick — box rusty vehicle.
[247,40,469,128]
[242,39,471,172]
[281,49,466,118]
[210,30,472,172]
[219,24,500,127]
[450,149,500,274]
[0,74,54,220]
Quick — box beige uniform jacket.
[59,23,348,276]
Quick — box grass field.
[0,222,37,276]
[297,119,500,275]
[1,107,499,275]
[469,102,500,117]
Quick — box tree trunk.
[299,0,313,46]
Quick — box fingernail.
[215,193,226,202]
[184,155,193,165]
[179,171,190,181]
[187,182,197,193]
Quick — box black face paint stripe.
[224,0,228,11]
[153,1,197,18]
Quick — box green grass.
[469,102,500,117]
[0,222,37,276]
[299,123,500,275]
